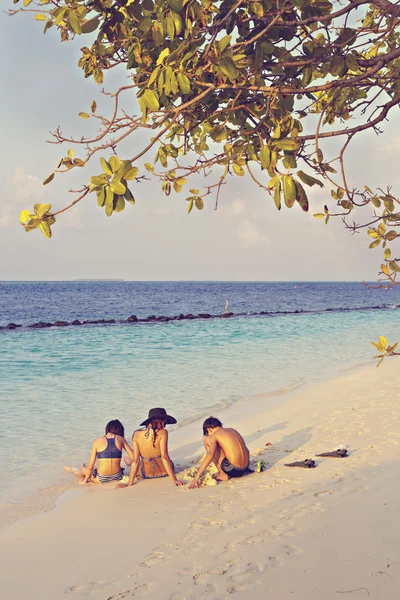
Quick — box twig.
[335,587,370,595]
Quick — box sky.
[1,9,399,281]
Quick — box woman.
[64,419,134,484]
[118,408,184,487]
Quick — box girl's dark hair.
[105,419,125,438]
[144,418,165,447]
[203,417,222,436]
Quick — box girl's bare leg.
[64,464,88,478]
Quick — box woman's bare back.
[134,428,168,478]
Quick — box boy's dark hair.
[105,419,125,437]
[203,417,222,436]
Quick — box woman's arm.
[121,436,134,461]
[117,433,141,488]
[160,431,184,486]
[81,441,97,484]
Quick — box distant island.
[73,279,124,282]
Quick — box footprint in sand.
[225,564,264,593]
[64,580,110,594]
[130,582,152,597]
[283,544,302,556]
[140,550,164,568]
[265,555,283,568]
[292,502,324,516]
[169,584,219,600]
[190,517,227,529]
[314,489,335,498]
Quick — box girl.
[118,408,184,487]
[64,419,133,484]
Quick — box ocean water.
[1,281,399,518]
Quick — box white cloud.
[219,198,247,217]
[6,167,46,203]
[237,219,265,245]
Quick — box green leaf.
[218,57,238,81]
[100,158,112,175]
[124,188,135,205]
[68,12,82,35]
[142,89,160,111]
[187,199,194,214]
[378,335,388,348]
[345,54,358,72]
[54,7,68,25]
[144,163,154,173]
[195,197,204,210]
[97,187,105,207]
[294,181,309,212]
[124,166,139,181]
[156,48,170,65]
[389,261,400,272]
[282,175,296,208]
[23,0,33,5]
[369,239,381,249]
[274,139,299,151]
[218,35,231,53]
[39,221,52,239]
[43,173,54,185]
[260,145,271,170]
[81,18,100,34]
[79,112,90,119]
[90,174,108,186]
[114,196,125,213]
[19,210,32,224]
[34,203,52,217]
[168,0,183,11]
[91,100,97,114]
[110,179,126,195]
[335,28,356,47]
[273,180,281,211]
[177,73,191,95]
[109,156,121,173]
[314,213,325,218]
[296,171,324,188]
[232,163,244,176]
[34,14,47,21]
[105,187,114,216]
[384,248,391,260]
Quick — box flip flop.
[256,460,266,473]
[284,459,316,468]
[315,449,348,458]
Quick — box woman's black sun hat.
[140,407,177,427]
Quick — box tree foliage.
[7,0,400,308]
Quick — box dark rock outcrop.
[6,323,22,329]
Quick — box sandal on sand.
[284,459,316,468]
[315,449,348,458]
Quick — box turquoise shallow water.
[1,300,399,508]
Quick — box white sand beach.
[1,358,400,600]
